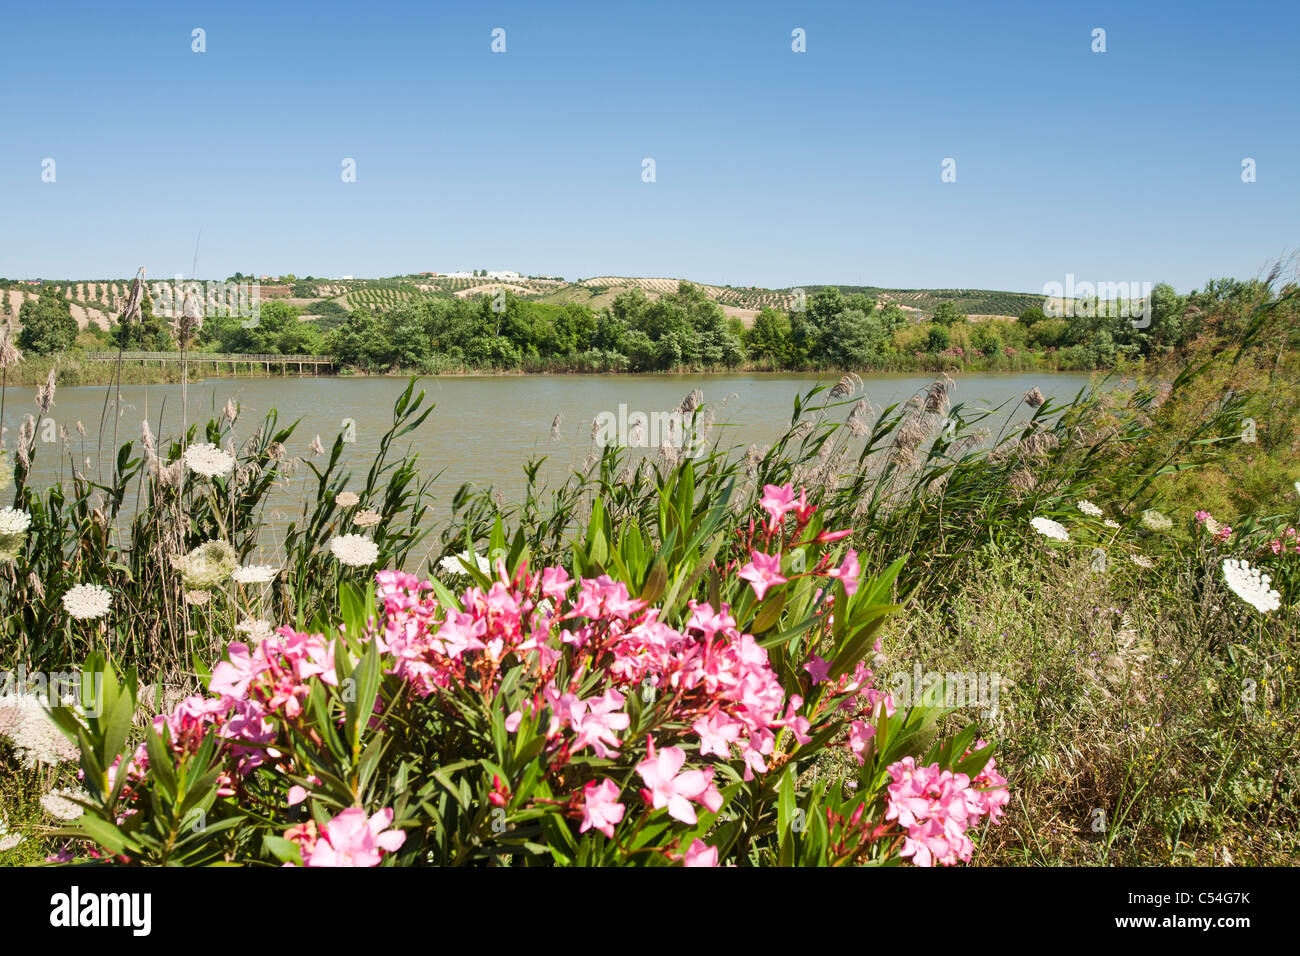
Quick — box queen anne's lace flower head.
[178,540,239,589]
[183,442,235,479]
[438,551,491,577]
[336,492,360,507]
[1076,500,1103,517]
[330,534,379,567]
[0,510,26,563]
[1029,516,1069,542]
[352,509,382,528]
[62,584,112,621]
[0,508,31,535]
[235,618,276,641]
[232,564,279,585]
[1141,509,1172,533]
[0,694,81,767]
[1222,558,1281,614]
[40,788,87,821]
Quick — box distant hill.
[0,274,1048,333]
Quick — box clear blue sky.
[1,0,1296,293]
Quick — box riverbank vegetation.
[0,268,1296,866]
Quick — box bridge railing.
[83,351,335,363]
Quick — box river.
[3,371,1094,518]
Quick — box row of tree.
[8,278,1247,373]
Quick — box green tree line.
[7,278,1256,374]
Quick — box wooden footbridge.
[83,352,336,375]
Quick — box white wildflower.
[1104,519,1120,529]
[183,442,235,478]
[61,584,112,621]
[1222,559,1281,614]
[234,617,277,641]
[1140,509,1172,533]
[231,564,279,585]
[178,540,239,589]
[0,694,80,767]
[0,508,31,534]
[1029,516,1070,542]
[352,508,382,528]
[438,550,491,577]
[336,491,360,507]
[40,788,87,821]
[1077,500,1103,517]
[330,534,379,567]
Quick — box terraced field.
[573,276,796,312]
[820,286,1044,319]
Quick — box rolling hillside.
[1,274,1050,334]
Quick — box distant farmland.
[1,274,1050,332]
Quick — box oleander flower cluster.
[1194,510,1234,544]
[46,484,1007,868]
[1264,526,1300,557]
[885,750,1009,867]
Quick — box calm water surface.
[5,372,1094,518]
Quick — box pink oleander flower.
[540,565,573,601]
[759,483,798,532]
[208,641,263,699]
[848,719,875,764]
[686,601,739,640]
[793,488,815,524]
[580,778,625,839]
[804,654,831,685]
[835,660,895,719]
[304,807,405,867]
[968,754,1011,824]
[683,839,719,867]
[570,574,646,622]
[738,550,787,601]
[824,548,861,596]
[773,695,812,744]
[431,609,487,658]
[693,712,743,759]
[571,689,630,758]
[637,739,724,824]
